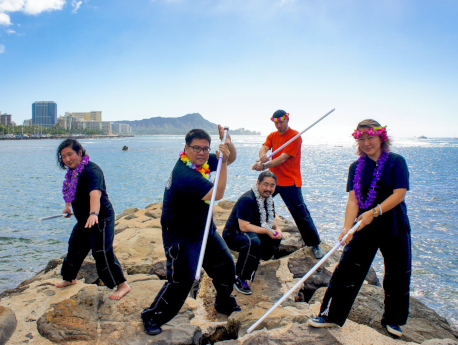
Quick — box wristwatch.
[89,212,99,216]
[372,208,379,217]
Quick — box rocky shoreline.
[1,201,457,345]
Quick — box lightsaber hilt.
[246,219,361,334]
[222,126,229,144]
[38,212,70,221]
[340,220,362,245]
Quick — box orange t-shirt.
[263,127,302,187]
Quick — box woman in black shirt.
[55,139,130,300]
[309,119,412,337]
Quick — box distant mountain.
[114,113,259,135]
[230,128,261,135]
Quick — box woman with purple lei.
[55,139,130,300]
[309,119,412,338]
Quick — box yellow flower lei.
[179,151,211,180]
[180,151,212,204]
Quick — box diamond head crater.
[115,113,260,135]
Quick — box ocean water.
[0,135,457,330]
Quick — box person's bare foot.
[54,280,77,288]
[109,282,131,300]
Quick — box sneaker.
[386,324,403,337]
[142,318,162,336]
[308,316,338,328]
[234,277,252,295]
[312,245,324,259]
[141,308,162,336]
[215,295,242,315]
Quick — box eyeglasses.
[188,145,211,153]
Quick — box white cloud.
[22,0,65,15]
[71,0,81,13]
[0,44,5,53]
[0,0,66,25]
[6,27,14,33]
[0,0,26,13]
[0,11,11,25]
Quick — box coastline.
[0,132,265,140]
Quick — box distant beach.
[0,135,457,330]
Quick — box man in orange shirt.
[252,110,324,259]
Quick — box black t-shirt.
[223,189,276,236]
[161,154,218,244]
[71,161,113,223]
[346,152,410,235]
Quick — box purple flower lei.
[353,151,389,209]
[62,155,90,203]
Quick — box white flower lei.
[251,184,275,233]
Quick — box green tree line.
[0,124,106,136]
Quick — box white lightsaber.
[268,108,335,159]
[38,212,70,221]
[246,220,362,334]
[195,127,229,281]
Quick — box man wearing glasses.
[141,126,239,336]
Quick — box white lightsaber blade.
[38,212,70,221]
[268,108,335,158]
[195,127,229,281]
[246,220,362,334]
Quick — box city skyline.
[1,1,457,137]
[0,104,133,135]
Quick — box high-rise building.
[58,115,70,129]
[100,121,112,134]
[71,112,87,121]
[67,111,102,121]
[58,114,81,130]
[32,101,57,127]
[23,119,33,126]
[90,111,102,121]
[112,123,132,134]
[72,120,112,134]
[1,113,12,126]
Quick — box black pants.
[274,185,321,246]
[143,231,235,326]
[319,224,412,326]
[223,231,281,281]
[61,211,126,289]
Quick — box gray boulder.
[218,200,236,210]
[116,208,139,220]
[0,306,17,345]
[37,278,202,344]
[75,257,100,285]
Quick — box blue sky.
[1,0,457,137]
